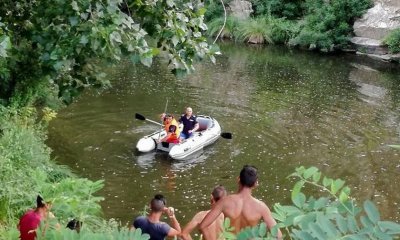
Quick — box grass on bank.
[384,28,400,54]
[0,106,108,237]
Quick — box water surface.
[48,43,400,226]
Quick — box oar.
[220,132,233,139]
[159,98,169,140]
[135,113,163,126]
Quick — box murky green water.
[48,43,400,226]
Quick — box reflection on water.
[48,43,400,225]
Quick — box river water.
[48,43,400,227]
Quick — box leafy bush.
[204,0,232,22]
[384,28,400,54]
[251,0,306,20]
[207,17,240,40]
[235,17,273,44]
[291,0,373,51]
[0,0,219,107]
[269,18,300,44]
[0,107,105,236]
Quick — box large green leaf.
[291,180,305,201]
[378,221,400,235]
[330,179,345,194]
[303,166,319,179]
[364,200,380,223]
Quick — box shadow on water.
[48,42,400,224]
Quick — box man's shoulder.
[134,216,147,223]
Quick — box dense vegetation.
[1,0,400,239]
[0,0,218,107]
[205,0,373,51]
[384,28,400,54]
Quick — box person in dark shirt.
[131,194,181,240]
[179,107,199,140]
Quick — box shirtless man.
[181,185,227,240]
[199,165,282,239]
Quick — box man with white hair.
[179,107,199,140]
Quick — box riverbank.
[0,106,107,238]
[205,0,400,64]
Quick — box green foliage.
[0,107,104,232]
[126,0,220,70]
[384,28,400,54]
[251,0,306,20]
[269,18,300,44]
[220,218,237,239]
[272,166,400,239]
[204,0,230,22]
[0,0,218,107]
[2,220,150,240]
[207,17,240,40]
[291,0,373,51]
[235,17,273,44]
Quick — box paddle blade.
[220,132,232,139]
[135,113,146,121]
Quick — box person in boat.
[159,113,180,143]
[178,107,199,140]
[131,194,181,240]
[199,165,283,239]
[18,195,58,240]
[181,185,227,240]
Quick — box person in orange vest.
[159,113,180,143]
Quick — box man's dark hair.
[151,194,166,212]
[212,185,227,202]
[168,125,177,133]
[36,195,45,208]
[239,165,258,187]
[66,219,82,232]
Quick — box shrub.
[251,0,306,20]
[292,0,372,51]
[235,17,273,44]
[207,16,240,40]
[384,28,400,54]
[0,106,105,238]
[269,18,300,44]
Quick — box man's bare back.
[199,165,282,239]
[200,188,275,233]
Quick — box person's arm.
[261,203,282,239]
[167,208,181,237]
[181,212,204,240]
[160,113,166,121]
[191,123,199,133]
[199,202,224,232]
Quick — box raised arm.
[199,202,223,231]
[167,208,181,237]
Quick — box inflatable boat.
[136,115,222,160]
